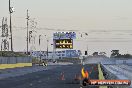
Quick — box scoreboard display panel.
[55,39,73,49]
[53,32,76,39]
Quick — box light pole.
[85,33,89,57]
[39,35,41,46]
[26,10,29,54]
[44,35,55,60]
[38,35,42,60]
[47,39,49,59]
[51,38,56,60]
[44,35,49,59]
[9,0,14,51]
[80,32,88,57]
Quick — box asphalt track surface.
[0,64,99,88]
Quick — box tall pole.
[53,39,55,59]
[9,0,13,51]
[26,10,29,54]
[47,39,49,59]
[39,35,41,46]
[39,35,42,60]
[87,44,88,57]
[86,33,88,57]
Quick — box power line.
[11,26,132,34]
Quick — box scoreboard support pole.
[53,39,56,60]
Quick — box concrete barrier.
[100,64,129,88]
[0,57,32,69]
[85,57,132,65]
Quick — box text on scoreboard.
[55,39,73,49]
[53,32,76,39]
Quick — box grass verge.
[0,63,32,69]
[98,64,107,88]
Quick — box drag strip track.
[0,64,99,88]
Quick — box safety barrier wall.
[0,57,32,69]
[0,57,32,64]
[85,57,132,65]
[100,64,129,88]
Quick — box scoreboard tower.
[53,32,76,58]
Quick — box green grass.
[98,64,107,88]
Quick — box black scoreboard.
[55,39,73,49]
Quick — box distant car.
[42,62,47,66]
[39,60,47,66]
[53,60,57,63]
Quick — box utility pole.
[39,35,42,61]
[80,32,88,57]
[9,0,13,51]
[39,35,41,46]
[53,39,56,59]
[1,17,9,51]
[26,10,29,54]
[45,35,49,59]
[47,39,49,59]
[87,44,88,57]
[86,33,88,57]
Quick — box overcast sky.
[0,0,132,56]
